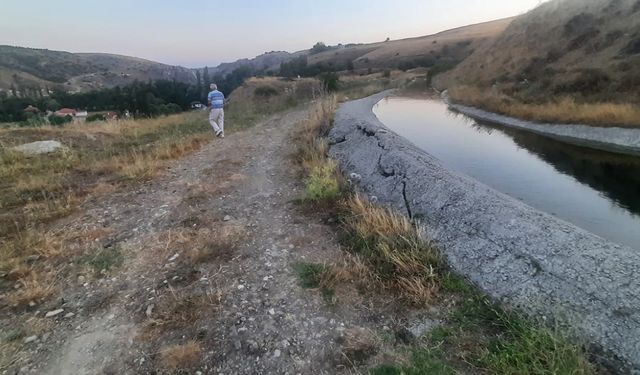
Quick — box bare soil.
[3,106,438,374]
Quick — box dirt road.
[6,106,411,374]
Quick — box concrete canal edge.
[329,91,640,373]
[442,91,640,157]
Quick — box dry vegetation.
[308,18,512,70]
[449,85,640,127]
[159,341,202,371]
[0,77,321,312]
[439,0,640,127]
[293,90,600,374]
[0,76,325,372]
[0,112,213,312]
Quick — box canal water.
[373,96,640,250]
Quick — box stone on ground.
[12,140,67,155]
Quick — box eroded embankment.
[329,91,640,373]
[442,92,640,156]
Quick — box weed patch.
[84,246,123,273]
[443,292,595,375]
[293,262,336,302]
[371,348,455,375]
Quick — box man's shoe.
[215,130,223,137]
[220,132,225,138]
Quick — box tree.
[195,69,202,100]
[319,72,339,92]
[202,66,210,102]
[49,115,73,127]
[347,60,355,72]
[311,42,330,55]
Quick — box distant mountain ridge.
[0,46,197,95]
[0,17,514,96]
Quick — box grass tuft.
[305,160,341,201]
[293,262,336,302]
[5,271,55,307]
[159,341,202,370]
[85,246,124,273]
[371,348,455,375]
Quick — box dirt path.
[10,106,418,375]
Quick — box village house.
[54,108,76,117]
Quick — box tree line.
[0,64,260,123]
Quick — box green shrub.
[319,72,340,92]
[254,85,279,97]
[20,114,48,127]
[293,262,329,289]
[86,113,107,122]
[49,115,73,127]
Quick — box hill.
[0,46,197,95]
[309,17,514,71]
[204,18,514,79]
[438,0,640,110]
[206,51,302,77]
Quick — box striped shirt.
[208,90,225,109]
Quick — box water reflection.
[482,119,640,213]
[374,96,640,249]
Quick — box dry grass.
[293,96,345,204]
[295,97,337,171]
[449,84,640,127]
[342,195,442,305]
[294,93,441,305]
[308,18,511,69]
[340,328,382,364]
[226,77,324,131]
[159,341,202,370]
[0,111,214,309]
[4,271,56,307]
[145,289,219,333]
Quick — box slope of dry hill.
[308,18,514,71]
[438,0,640,106]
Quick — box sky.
[0,0,543,68]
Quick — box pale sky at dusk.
[0,0,544,68]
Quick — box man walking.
[207,83,225,138]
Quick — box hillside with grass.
[0,46,196,95]
[437,0,640,127]
[309,17,514,72]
